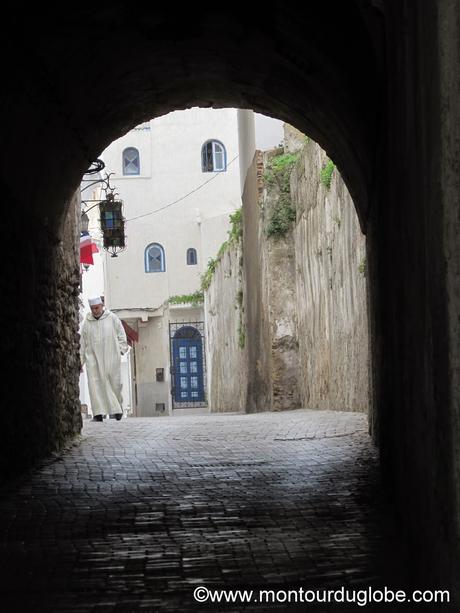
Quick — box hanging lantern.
[99,193,126,257]
[81,210,89,232]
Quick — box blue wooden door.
[172,336,204,403]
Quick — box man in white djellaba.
[80,295,129,422]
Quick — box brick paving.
[0,410,406,612]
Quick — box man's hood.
[86,309,111,322]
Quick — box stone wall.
[205,243,247,412]
[0,191,82,481]
[242,153,273,413]
[440,1,460,593]
[0,4,458,594]
[208,136,368,415]
[292,140,369,411]
[373,1,460,593]
[259,150,300,411]
[240,148,302,413]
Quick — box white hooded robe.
[80,309,128,416]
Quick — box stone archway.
[0,2,459,598]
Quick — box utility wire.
[125,154,239,223]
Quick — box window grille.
[145,243,165,272]
[187,248,197,265]
[201,140,226,172]
[122,147,140,175]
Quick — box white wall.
[97,108,284,416]
[254,113,284,151]
[102,107,244,311]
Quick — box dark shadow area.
[0,416,414,612]
[0,2,459,606]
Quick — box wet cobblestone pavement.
[0,410,406,612]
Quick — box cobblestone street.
[0,410,405,612]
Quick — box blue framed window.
[145,243,165,272]
[122,147,140,175]
[201,140,226,172]
[187,248,197,265]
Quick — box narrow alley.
[0,410,404,612]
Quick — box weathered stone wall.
[241,148,302,413]
[440,1,460,595]
[0,191,82,481]
[210,138,367,415]
[372,0,460,595]
[242,153,273,413]
[205,243,247,412]
[1,6,459,595]
[292,140,369,411]
[260,150,300,411]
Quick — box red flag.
[80,231,94,265]
[122,320,139,345]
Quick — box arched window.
[122,147,140,175]
[201,140,226,172]
[145,243,165,272]
[186,248,197,265]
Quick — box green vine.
[263,152,299,188]
[168,291,204,306]
[320,158,335,189]
[266,203,296,238]
[200,257,218,291]
[200,207,243,291]
[264,151,299,238]
[228,208,243,243]
[358,256,367,276]
[217,241,228,259]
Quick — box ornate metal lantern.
[99,193,126,257]
[81,210,89,232]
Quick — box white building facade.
[100,107,262,416]
[79,108,283,417]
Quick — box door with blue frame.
[172,327,205,404]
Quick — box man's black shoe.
[115,413,123,421]
[92,414,103,422]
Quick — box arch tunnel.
[0,1,459,601]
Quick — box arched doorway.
[171,324,206,407]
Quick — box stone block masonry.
[292,139,369,412]
[0,191,82,481]
[206,132,368,415]
[0,411,403,612]
[205,242,247,412]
